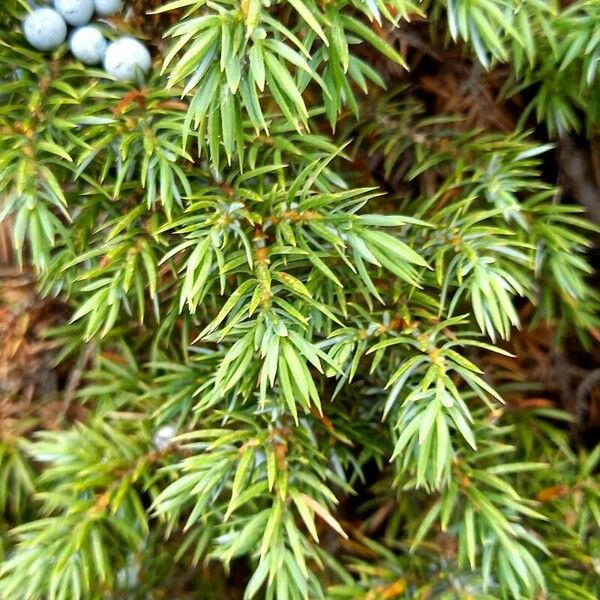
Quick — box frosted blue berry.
[153,424,177,451]
[104,38,152,81]
[54,0,94,26]
[69,26,107,65]
[94,0,122,16]
[23,8,67,52]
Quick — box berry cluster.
[22,1,151,81]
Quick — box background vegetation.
[0,0,599,598]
